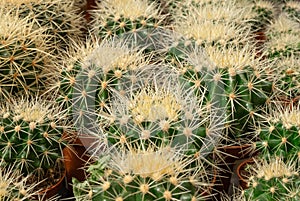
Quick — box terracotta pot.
[63,145,91,184]
[35,169,66,200]
[236,158,255,189]
[200,167,218,197]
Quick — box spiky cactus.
[90,0,167,40]
[265,14,300,59]
[243,157,300,201]
[2,0,85,51]
[250,0,276,31]
[255,103,300,163]
[0,96,67,181]
[57,37,150,121]
[73,143,214,201]
[272,55,300,98]
[0,164,39,200]
[282,1,300,22]
[97,64,224,157]
[166,42,273,139]
[171,0,253,47]
[0,8,57,100]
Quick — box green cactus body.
[73,145,212,201]
[91,0,165,40]
[0,9,56,99]
[243,158,300,201]
[167,42,273,138]
[256,105,300,162]
[0,97,66,179]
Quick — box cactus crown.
[267,14,300,35]
[96,0,159,20]
[244,157,300,200]
[0,96,67,179]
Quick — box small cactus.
[101,64,223,156]
[166,42,273,139]
[255,103,300,163]
[265,14,300,59]
[243,157,300,201]
[73,143,214,201]
[0,96,67,181]
[282,1,300,22]
[2,0,86,52]
[0,8,57,100]
[90,0,167,40]
[0,164,39,200]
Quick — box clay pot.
[236,158,255,189]
[63,144,91,184]
[35,169,66,200]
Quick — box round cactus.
[2,0,86,52]
[282,1,300,22]
[243,157,300,201]
[90,0,167,40]
[171,0,253,47]
[265,14,300,59]
[98,64,224,157]
[73,143,214,201]
[0,96,67,180]
[166,41,273,139]
[250,0,276,31]
[0,8,57,100]
[255,103,300,163]
[272,55,300,98]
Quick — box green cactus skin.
[0,9,56,100]
[255,106,300,163]
[0,97,66,180]
[166,42,273,139]
[90,0,167,46]
[3,0,85,52]
[73,145,212,201]
[243,158,300,201]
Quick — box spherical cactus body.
[0,97,67,180]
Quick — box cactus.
[265,14,300,59]
[0,96,67,181]
[166,42,273,139]
[250,0,276,31]
[272,55,300,98]
[0,8,57,100]
[90,0,167,40]
[172,0,253,47]
[255,103,300,163]
[282,1,300,22]
[243,157,300,201]
[99,64,224,157]
[0,164,39,200]
[73,143,214,201]
[57,37,150,123]
[2,0,86,52]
